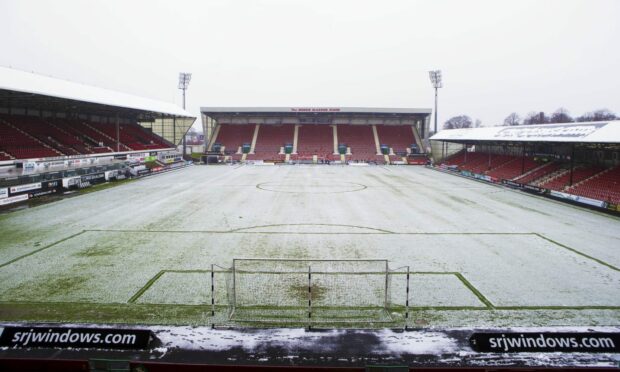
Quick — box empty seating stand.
[249,124,294,161]
[466,154,514,174]
[443,151,562,183]
[337,125,377,162]
[515,162,563,184]
[0,118,60,159]
[0,114,173,160]
[443,152,488,171]
[376,125,415,155]
[568,166,620,204]
[486,157,539,180]
[212,124,255,155]
[442,151,467,167]
[539,165,604,191]
[441,150,620,206]
[296,125,333,160]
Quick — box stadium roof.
[430,121,620,144]
[0,66,194,118]
[201,107,431,115]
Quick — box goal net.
[227,258,392,323]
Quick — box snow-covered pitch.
[0,164,618,328]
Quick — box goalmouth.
[226,258,394,324]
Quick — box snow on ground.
[3,322,614,368]
[145,325,620,367]
[0,165,619,327]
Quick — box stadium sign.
[291,108,341,112]
[549,190,607,208]
[105,170,119,181]
[0,194,29,206]
[62,176,82,188]
[0,187,7,199]
[523,184,545,193]
[494,123,607,140]
[0,326,152,350]
[23,161,36,170]
[10,182,42,194]
[29,189,57,198]
[469,332,620,353]
[80,172,106,183]
[45,180,60,189]
[502,180,523,188]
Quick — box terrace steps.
[513,161,557,182]
[567,167,611,190]
[534,168,569,186]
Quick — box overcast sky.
[1,0,618,130]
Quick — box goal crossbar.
[228,258,390,322]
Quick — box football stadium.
[1,68,619,370]
[1,1,620,371]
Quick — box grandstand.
[0,66,195,207]
[0,67,194,162]
[431,121,620,210]
[201,107,431,164]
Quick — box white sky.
[1,0,618,130]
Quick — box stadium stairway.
[0,119,63,158]
[376,125,417,155]
[566,165,620,203]
[47,118,102,154]
[71,121,118,150]
[331,125,339,155]
[486,156,539,180]
[211,124,255,156]
[292,125,300,155]
[249,124,294,161]
[371,125,381,155]
[514,161,562,184]
[0,150,15,161]
[249,124,260,154]
[45,120,92,154]
[532,167,569,187]
[539,165,605,191]
[206,125,221,151]
[411,124,424,151]
[7,116,84,156]
[82,122,132,151]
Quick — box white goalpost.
[225,258,394,324]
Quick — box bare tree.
[503,112,521,126]
[444,115,473,129]
[549,108,573,123]
[523,111,548,125]
[474,119,482,128]
[576,109,617,122]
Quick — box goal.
[226,258,393,324]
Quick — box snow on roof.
[430,121,620,144]
[0,66,194,118]
[201,107,432,115]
